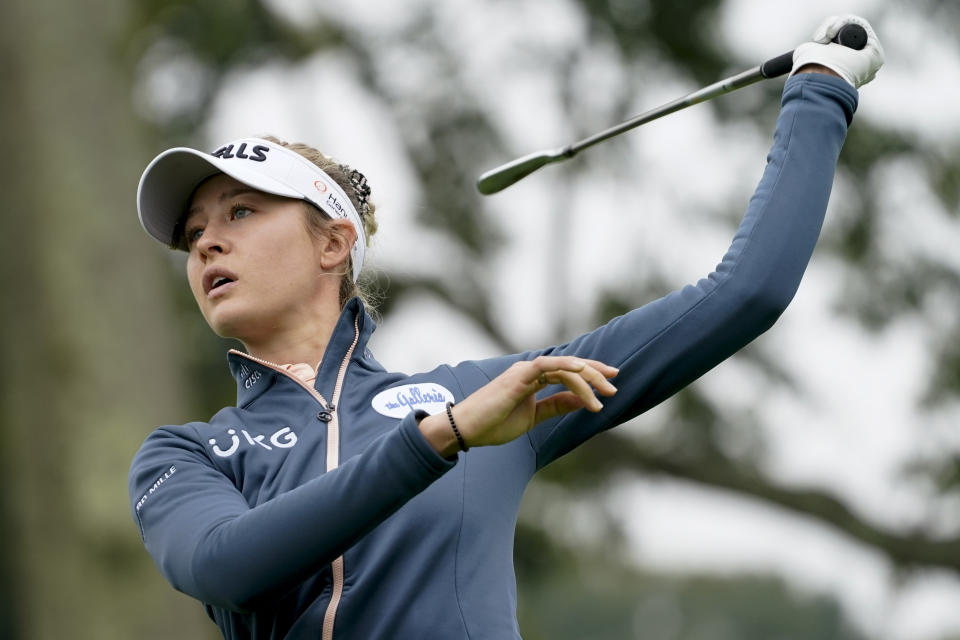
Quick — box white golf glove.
[791,15,885,88]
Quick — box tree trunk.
[0,0,213,636]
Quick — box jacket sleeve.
[128,412,454,612]
[470,73,857,468]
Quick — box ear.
[317,219,357,272]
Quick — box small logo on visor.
[313,180,328,193]
[212,142,269,162]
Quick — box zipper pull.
[317,403,336,423]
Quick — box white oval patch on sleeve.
[371,383,456,419]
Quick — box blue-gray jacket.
[129,74,857,640]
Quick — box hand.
[418,356,619,457]
[791,15,885,88]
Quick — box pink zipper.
[229,315,360,639]
[321,314,361,640]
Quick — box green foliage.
[516,530,867,640]
[930,148,960,214]
[130,0,318,64]
[124,0,345,136]
[579,0,729,81]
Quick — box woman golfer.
[130,16,883,640]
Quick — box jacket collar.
[227,297,377,407]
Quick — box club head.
[477,148,566,195]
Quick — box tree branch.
[574,432,960,572]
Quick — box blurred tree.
[0,5,27,636]
[516,530,868,640]
[0,0,219,637]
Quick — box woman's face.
[183,174,332,344]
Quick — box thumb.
[533,392,590,425]
[812,15,840,43]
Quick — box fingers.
[549,364,617,397]
[813,15,842,43]
[548,369,603,411]
[814,15,880,49]
[530,355,619,382]
[529,355,619,413]
[580,358,620,380]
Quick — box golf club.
[477,23,867,195]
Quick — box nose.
[195,221,230,258]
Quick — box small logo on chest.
[238,363,262,389]
[371,383,455,418]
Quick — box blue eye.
[232,204,254,219]
[186,227,204,246]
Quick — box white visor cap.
[137,137,366,282]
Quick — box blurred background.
[1,0,958,638]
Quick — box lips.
[202,267,239,297]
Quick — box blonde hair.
[262,136,381,311]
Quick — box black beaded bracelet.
[445,402,468,452]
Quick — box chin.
[202,303,255,342]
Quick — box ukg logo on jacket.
[208,427,299,458]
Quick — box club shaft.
[565,66,764,158]
[477,23,866,194]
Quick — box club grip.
[760,22,869,78]
[834,23,868,50]
[760,52,795,79]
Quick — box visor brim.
[137,147,303,246]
